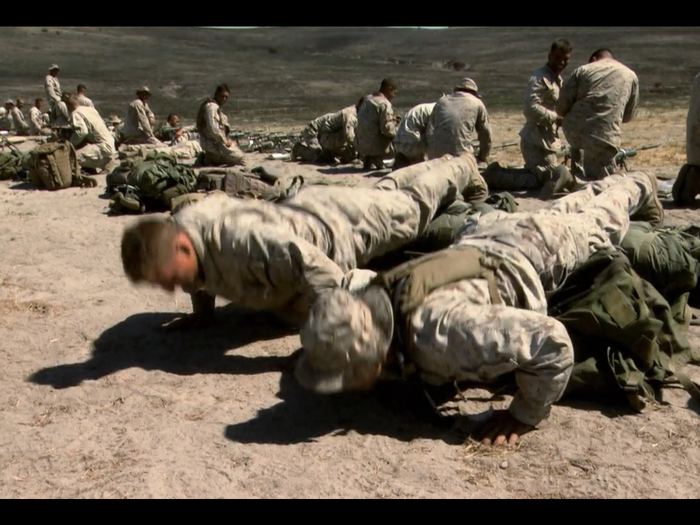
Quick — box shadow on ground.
[224,367,470,445]
[28,305,297,389]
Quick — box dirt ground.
[1,108,699,499]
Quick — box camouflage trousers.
[568,139,621,180]
[375,154,488,205]
[406,172,655,425]
[200,137,246,166]
[520,136,559,179]
[76,143,117,170]
[393,140,426,165]
[120,140,202,161]
[121,131,163,146]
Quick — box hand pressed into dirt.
[474,410,535,446]
[159,313,214,332]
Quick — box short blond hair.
[121,218,179,283]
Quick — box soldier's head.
[49,64,59,77]
[167,113,180,127]
[77,84,87,95]
[35,98,43,109]
[5,99,14,110]
[295,286,394,394]
[121,218,200,293]
[548,38,572,75]
[214,84,230,106]
[136,86,151,101]
[16,98,24,109]
[379,78,398,100]
[589,48,613,63]
[66,95,80,112]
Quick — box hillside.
[1,26,698,127]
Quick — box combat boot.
[630,171,664,228]
[539,164,576,201]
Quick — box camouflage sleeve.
[70,111,89,147]
[379,101,397,139]
[230,224,346,305]
[623,75,639,124]
[135,102,154,137]
[205,103,227,145]
[523,75,558,126]
[555,72,578,118]
[476,105,492,162]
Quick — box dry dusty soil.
[0,27,699,499]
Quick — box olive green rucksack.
[0,149,27,181]
[547,248,700,411]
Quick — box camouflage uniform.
[294,105,357,163]
[44,69,62,124]
[9,106,30,136]
[687,72,700,167]
[197,99,246,166]
[70,106,117,170]
[556,58,639,180]
[375,154,487,204]
[172,155,482,324]
[355,93,397,168]
[77,94,94,108]
[122,98,161,145]
[29,106,51,136]
[511,63,563,187]
[0,107,10,131]
[294,171,662,427]
[426,82,491,163]
[393,103,435,169]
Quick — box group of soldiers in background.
[289,40,644,202]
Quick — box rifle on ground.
[229,129,303,153]
[492,141,518,149]
[614,143,661,169]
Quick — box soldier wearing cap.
[293,170,664,447]
[355,78,401,170]
[426,78,492,168]
[29,98,52,136]
[44,64,62,125]
[9,98,30,136]
[121,86,162,145]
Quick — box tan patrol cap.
[5,99,14,105]
[455,77,480,98]
[49,64,60,71]
[136,86,151,95]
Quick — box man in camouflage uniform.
[556,48,639,181]
[392,102,436,171]
[426,78,492,168]
[10,99,31,136]
[672,72,700,206]
[196,83,246,167]
[44,64,62,125]
[0,106,10,131]
[29,98,51,136]
[292,104,358,164]
[119,154,484,330]
[121,87,162,145]
[293,170,664,447]
[356,78,400,170]
[66,95,118,172]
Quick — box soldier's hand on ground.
[160,313,214,332]
[474,409,535,446]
